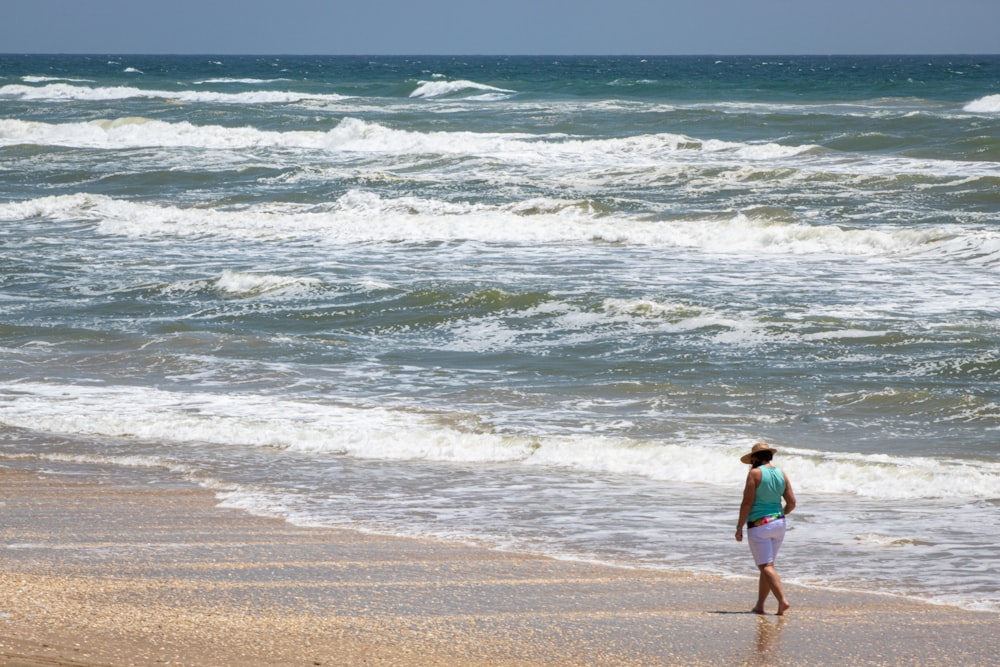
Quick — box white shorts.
[748,517,786,566]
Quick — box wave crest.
[0,193,983,264]
[964,94,1000,113]
[410,79,516,100]
[1,383,997,501]
[162,270,325,299]
[0,82,348,104]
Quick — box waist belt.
[747,513,784,529]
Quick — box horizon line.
[4,52,1000,58]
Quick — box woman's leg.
[757,562,790,614]
[748,521,790,613]
[753,568,770,613]
[748,520,790,613]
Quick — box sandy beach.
[0,465,996,667]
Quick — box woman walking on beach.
[735,442,796,615]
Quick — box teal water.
[2,55,999,610]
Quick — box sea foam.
[963,94,1000,113]
[409,79,516,99]
[164,270,326,299]
[21,76,94,83]
[9,114,986,185]
[1,382,997,501]
[0,118,328,151]
[0,193,964,262]
[194,78,291,84]
[0,82,349,104]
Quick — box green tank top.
[749,466,786,522]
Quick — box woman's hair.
[750,450,774,468]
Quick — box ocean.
[1,54,999,612]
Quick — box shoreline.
[1,464,997,666]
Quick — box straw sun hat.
[740,442,777,464]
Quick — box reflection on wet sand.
[744,615,786,666]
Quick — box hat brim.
[740,447,777,464]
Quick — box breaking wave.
[0,192,987,264]
[0,82,348,104]
[409,79,516,100]
[964,94,1000,113]
[1,383,997,501]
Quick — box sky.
[3,0,998,55]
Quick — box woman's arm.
[782,472,796,515]
[735,469,760,542]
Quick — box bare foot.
[777,601,791,616]
[751,607,766,614]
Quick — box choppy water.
[2,54,999,611]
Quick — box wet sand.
[1,465,997,666]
